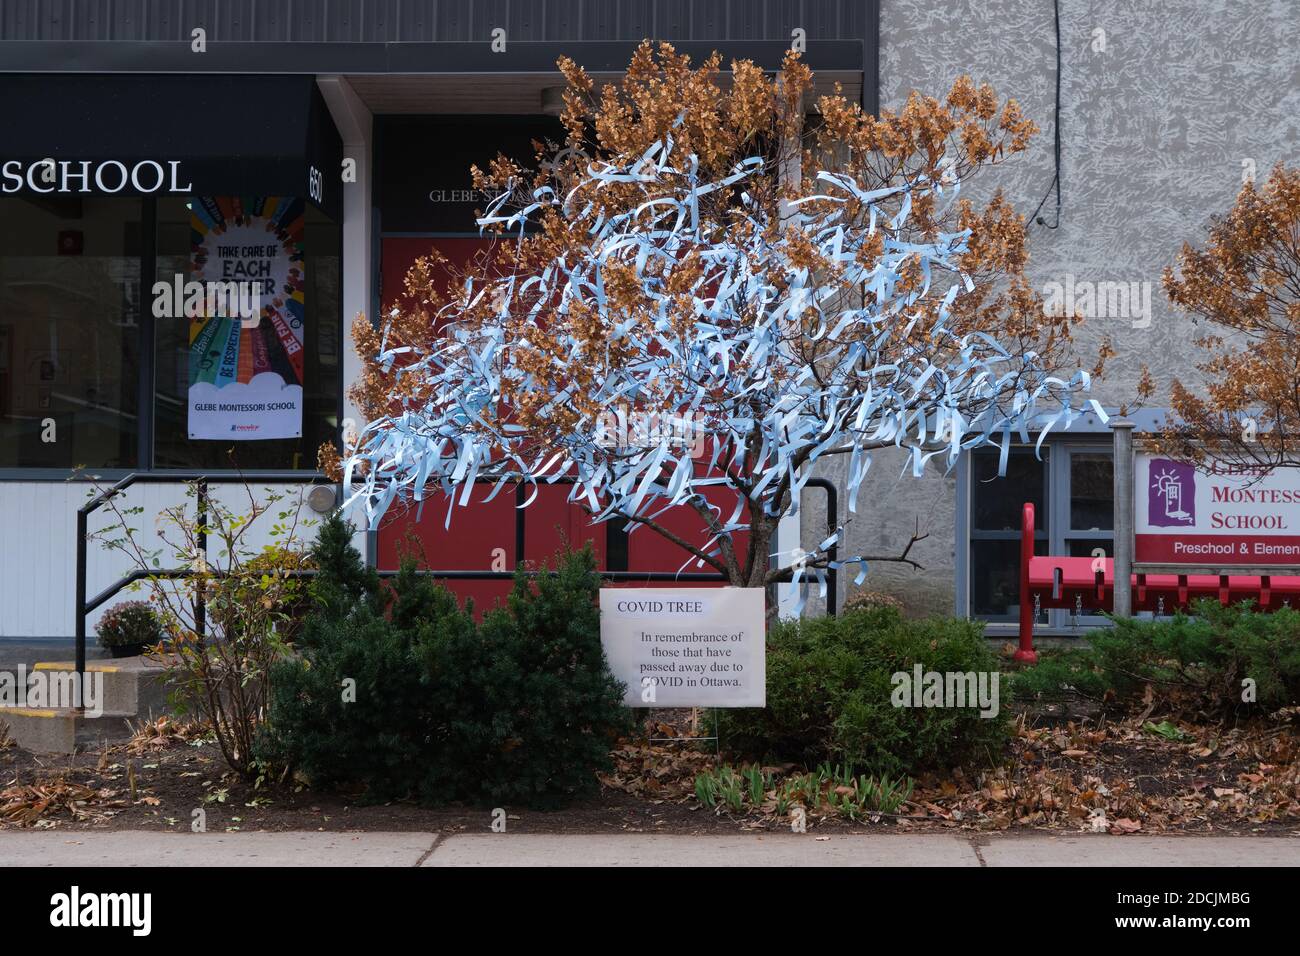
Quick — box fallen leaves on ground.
[600,717,717,801]
[126,715,211,755]
[600,710,1300,834]
[898,711,1299,833]
[0,776,129,828]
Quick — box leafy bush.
[1006,648,1109,701]
[90,479,316,776]
[260,519,631,808]
[96,601,163,649]
[1012,600,1300,714]
[212,546,316,645]
[302,509,382,625]
[262,605,436,796]
[717,606,1010,777]
[257,530,438,796]
[842,589,905,614]
[418,548,632,808]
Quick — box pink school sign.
[1136,454,1300,565]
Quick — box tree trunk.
[742,514,779,629]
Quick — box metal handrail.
[75,472,335,683]
[75,472,841,685]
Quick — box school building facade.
[0,1,1292,649]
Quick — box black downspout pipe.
[806,476,839,617]
[514,480,526,570]
[75,507,87,696]
[195,479,207,640]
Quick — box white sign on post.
[599,588,766,708]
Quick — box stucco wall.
[804,0,1300,617]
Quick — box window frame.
[1052,443,1114,627]
[967,444,1050,623]
[0,196,343,481]
[0,194,149,475]
[959,438,1116,632]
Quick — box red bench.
[1014,502,1300,662]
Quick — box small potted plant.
[96,600,162,658]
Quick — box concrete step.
[0,643,109,671]
[0,656,175,753]
[30,658,172,716]
[0,706,139,753]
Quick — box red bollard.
[1015,501,1038,663]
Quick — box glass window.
[152,196,340,470]
[1063,449,1114,626]
[970,447,1048,621]
[1069,452,1114,530]
[0,196,141,469]
[970,538,1044,618]
[1068,538,1113,560]
[972,447,1047,531]
[968,442,1116,625]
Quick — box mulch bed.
[2,706,1297,836]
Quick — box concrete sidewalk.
[0,831,1296,866]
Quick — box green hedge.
[717,606,1010,777]
[1012,600,1300,713]
[258,515,631,809]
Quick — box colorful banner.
[1135,454,1300,565]
[187,196,305,440]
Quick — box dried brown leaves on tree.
[325,43,1093,585]
[1156,164,1300,468]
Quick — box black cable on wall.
[1030,0,1063,229]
